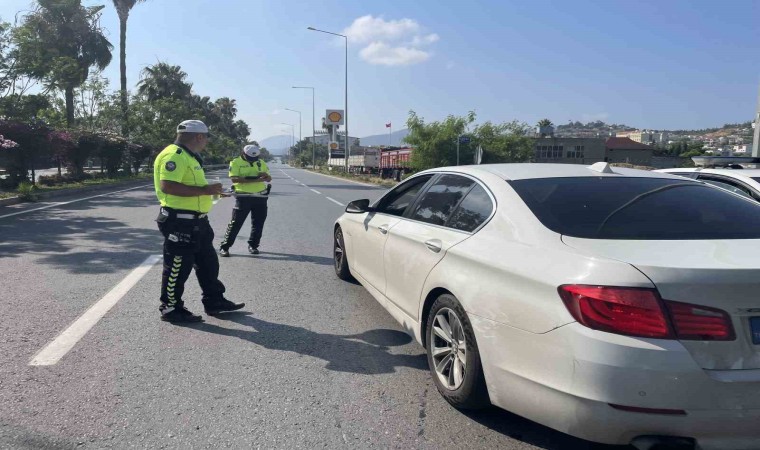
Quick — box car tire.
[426,293,489,409]
[334,226,353,281]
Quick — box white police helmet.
[243,144,260,158]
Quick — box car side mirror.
[346,199,374,214]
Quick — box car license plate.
[751,317,760,345]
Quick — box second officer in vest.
[219,144,272,256]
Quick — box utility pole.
[753,81,760,157]
[293,87,315,167]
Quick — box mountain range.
[259,129,410,155]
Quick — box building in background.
[615,130,666,145]
[532,136,653,166]
[532,137,606,164]
[605,137,654,165]
[306,131,360,150]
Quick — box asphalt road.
[0,164,628,450]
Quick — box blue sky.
[1,0,758,141]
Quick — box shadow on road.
[0,192,159,273]
[241,251,333,266]
[462,408,634,450]
[178,312,427,375]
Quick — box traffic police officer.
[154,119,244,322]
[219,144,272,256]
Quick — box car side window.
[376,175,433,217]
[408,175,475,226]
[698,176,753,199]
[447,184,494,232]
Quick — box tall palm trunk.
[65,85,75,127]
[118,13,129,137]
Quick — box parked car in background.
[333,163,760,449]
[656,167,760,202]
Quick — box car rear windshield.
[509,177,760,240]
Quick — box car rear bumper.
[469,315,760,448]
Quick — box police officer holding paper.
[218,144,272,257]
[153,120,244,323]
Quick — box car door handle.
[424,239,442,253]
[378,224,390,234]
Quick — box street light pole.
[285,108,302,163]
[281,122,294,161]
[293,86,316,168]
[308,26,349,173]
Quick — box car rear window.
[509,177,760,240]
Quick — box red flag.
[385,123,391,128]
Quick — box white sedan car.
[656,167,760,202]
[333,163,760,450]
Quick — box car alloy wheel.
[333,227,352,281]
[426,294,489,409]
[431,307,468,390]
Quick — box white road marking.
[326,197,345,207]
[0,184,151,220]
[29,254,162,366]
[310,189,322,194]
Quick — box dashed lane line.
[326,197,345,207]
[310,189,322,194]
[30,254,162,366]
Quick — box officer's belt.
[161,207,207,220]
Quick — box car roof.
[422,163,679,181]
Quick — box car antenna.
[588,162,615,174]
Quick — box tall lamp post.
[292,86,315,167]
[281,123,294,161]
[285,108,302,164]
[307,26,349,172]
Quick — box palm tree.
[112,0,148,136]
[537,118,554,128]
[14,0,113,127]
[136,62,192,101]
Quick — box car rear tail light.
[664,301,735,341]
[558,285,735,341]
[558,285,672,338]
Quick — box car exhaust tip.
[630,435,696,450]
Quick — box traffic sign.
[459,136,471,144]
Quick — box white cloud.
[343,15,420,44]
[343,15,438,66]
[410,33,439,46]
[360,42,431,66]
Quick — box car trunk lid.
[563,237,760,370]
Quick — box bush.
[17,181,39,201]
[37,172,92,186]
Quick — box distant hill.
[258,134,293,155]
[360,129,409,147]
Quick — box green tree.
[128,96,195,151]
[537,118,553,127]
[14,0,113,127]
[404,110,476,170]
[136,62,192,101]
[473,121,533,164]
[112,0,147,136]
